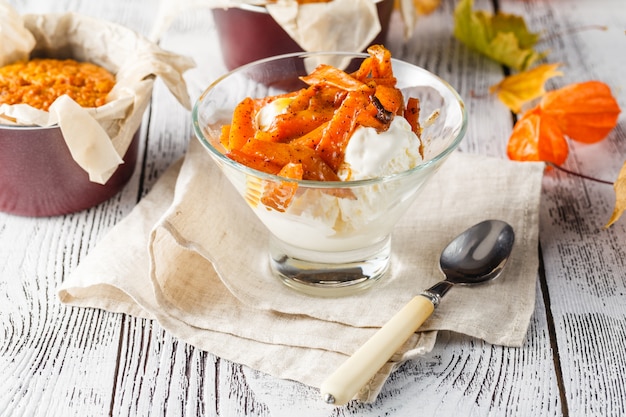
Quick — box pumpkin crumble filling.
[0,58,115,111]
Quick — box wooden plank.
[500,0,626,416]
[0,211,126,417]
[0,0,578,415]
[106,9,221,417]
[0,1,159,417]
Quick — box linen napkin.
[59,138,544,403]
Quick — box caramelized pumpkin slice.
[301,64,366,92]
[265,108,335,142]
[290,121,330,148]
[260,162,304,212]
[375,84,405,115]
[226,149,282,175]
[351,56,374,82]
[316,89,370,171]
[404,97,422,137]
[404,97,423,157]
[219,124,231,149]
[284,85,319,112]
[242,139,341,182]
[356,100,389,131]
[366,44,394,79]
[228,97,256,151]
[351,45,394,83]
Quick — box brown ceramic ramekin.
[0,11,175,218]
[0,124,139,217]
[212,0,395,70]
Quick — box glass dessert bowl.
[193,49,467,296]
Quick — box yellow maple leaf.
[453,0,546,70]
[606,161,626,227]
[490,63,563,113]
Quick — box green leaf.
[453,0,546,70]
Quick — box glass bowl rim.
[192,50,468,188]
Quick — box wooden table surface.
[2,0,625,416]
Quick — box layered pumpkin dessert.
[203,45,433,253]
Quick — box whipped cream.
[256,97,293,130]
[338,116,422,180]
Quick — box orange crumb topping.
[0,58,116,111]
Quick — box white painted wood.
[1,0,625,416]
[503,1,626,416]
[0,2,165,417]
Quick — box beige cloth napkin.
[59,138,544,403]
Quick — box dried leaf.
[453,0,545,70]
[540,81,621,143]
[606,161,626,227]
[490,63,563,113]
[507,108,568,165]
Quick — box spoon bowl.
[320,219,515,405]
[440,219,515,284]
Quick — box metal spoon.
[320,219,515,406]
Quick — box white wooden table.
[2,0,625,416]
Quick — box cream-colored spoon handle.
[320,295,435,406]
